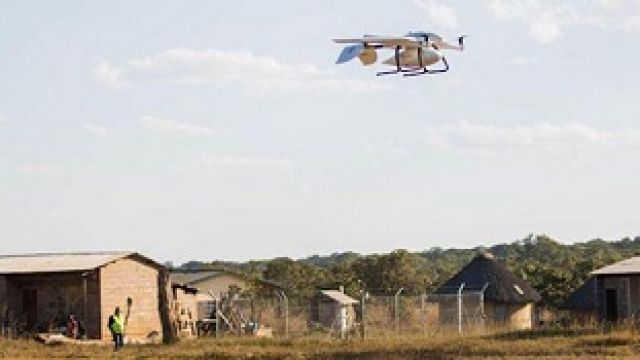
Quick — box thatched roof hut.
[433,252,541,329]
[434,252,541,303]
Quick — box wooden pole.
[395,288,404,336]
[361,292,366,340]
[457,283,465,335]
[82,272,88,340]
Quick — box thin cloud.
[175,153,294,179]
[424,122,640,155]
[93,60,124,89]
[623,15,640,35]
[94,48,389,94]
[414,0,460,29]
[81,123,109,137]
[139,115,218,138]
[486,0,636,43]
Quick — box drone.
[333,32,465,77]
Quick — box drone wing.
[335,44,365,64]
[333,36,422,65]
[333,36,422,48]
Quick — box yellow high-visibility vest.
[110,314,124,334]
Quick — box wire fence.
[207,285,490,339]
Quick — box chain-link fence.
[360,287,487,338]
[200,285,488,339]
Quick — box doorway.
[605,289,617,322]
[22,289,38,330]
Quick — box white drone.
[333,32,466,77]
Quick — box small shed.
[591,257,640,323]
[433,252,541,330]
[311,289,358,333]
[560,278,597,325]
[0,252,171,342]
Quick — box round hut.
[433,252,541,330]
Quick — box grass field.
[1,328,639,359]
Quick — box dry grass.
[1,328,639,359]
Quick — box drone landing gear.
[377,46,450,77]
[376,46,412,76]
[404,57,449,77]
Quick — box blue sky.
[1,0,640,263]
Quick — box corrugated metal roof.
[591,257,640,275]
[321,290,358,305]
[169,270,283,289]
[170,270,225,286]
[0,252,135,274]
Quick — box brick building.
[0,252,171,342]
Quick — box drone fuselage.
[334,32,461,76]
[382,47,442,68]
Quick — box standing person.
[108,307,125,351]
[66,314,78,339]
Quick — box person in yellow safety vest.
[108,307,125,351]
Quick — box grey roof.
[561,277,596,311]
[0,252,150,274]
[321,290,359,305]
[170,270,283,289]
[170,270,225,286]
[591,257,640,275]
[433,252,542,304]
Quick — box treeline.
[176,235,640,307]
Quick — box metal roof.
[321,290,359,305]
[170,270,283,289]
[0,252,137,274]
[591,257,640,275]
[170,270,225,286]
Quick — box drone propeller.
[458,35,468,50]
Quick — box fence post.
[395,288,404,335]
[277,291,289,338]
[361,291,366,340]
[480,282,489,329]
[457,283,465,335]
[285,295,289,338]
[215,297,220,338]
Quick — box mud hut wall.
[99,258,163,341]
[507,303,533,330]
[482,302,534,329]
